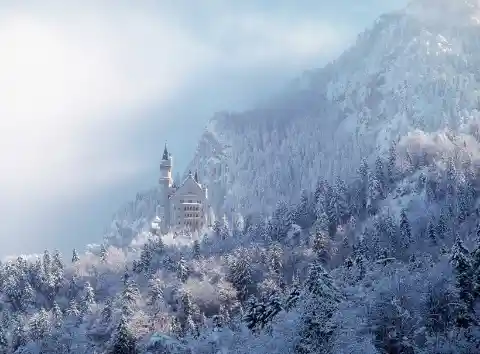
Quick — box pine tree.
[192,240,201,259]
[270,201,293,242]
[67,274,81,300]
[437,209,448,239]
[450,236,475,328]
[471,241,480,300]
[177,256,189,283]
[399,209,412,251]
[139,242,153,272]
[295,189,316,229]
[101,298,114,325]
[367,175,382,215]
[333,177,349,224]
[227,255,253,302]
[110,316,137,354]
[51,249,64,293]
[51,301,63,328]
[312,231,330,264]
[427,217,437,246]
[263,293,283,325]
[42,250,51,276]
[296,260,342,353]
[374,156,386,198]
[71,248,80,263]
[81,281,96,312]
[147,278,164,310]
[387,141,397,185]
[99,244,108,263]
[121,280,140,317]
[356,158,369,215]
[29,308,50,341]
[284,277,301,311]
[0,326,7,354]
[11,323,27,352]
[243,296,266,332]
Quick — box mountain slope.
[187,0,480,216]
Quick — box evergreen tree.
[312,231,330,264]
[270,201,293,241]
[110,316,137,354]
[147,278,164,310]
[295,189,316,229]
[0,326,7,354]
[284,277,301,311]
[356,158,369,215]
[71,248,80,263]
[177,256,189,283]
[471,241,480,300]
[263,293,283,325]
[67,274,81,300]
[81,281,96,312]
[121,280,140,317]
[243,296,266,332]
[296,261,342,354]
[101,298,114,325]
[427,217,437,246]
[51,301,63,328]
[333,177,349,224]
[51,249,64,293]
[436,209,448,240]
[29,308,50,341]
[42,250,51,276]
[192,240,201,259]
[374,156,386,198]
[139,242,153,272]
[387,141,397,185]
[399,209,412,251]
[450,237,475,328]
[227,255,253,302]
[213,220,222,237]
[367,175,382,215]
[99,244,108,263]
[11,323,27,352]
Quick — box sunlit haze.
[0,0,406,256]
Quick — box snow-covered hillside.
[186,0,480,216]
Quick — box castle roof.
[170,170,205,199]
[162,143,169,160]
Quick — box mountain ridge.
[184,0,480,217]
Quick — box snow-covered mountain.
[187,0,480,216]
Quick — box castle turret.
[159,143,173,233]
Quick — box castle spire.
[194,170,199,183]
[162,143,169,160]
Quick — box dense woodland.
[1,129,480,353]
[4,2,480,352]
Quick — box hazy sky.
[0,0,407,257]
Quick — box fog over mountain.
[2,1,480,353]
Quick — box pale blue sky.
[0,0,407,257]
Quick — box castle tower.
[159,143,173,233]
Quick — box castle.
[157,144,211,233]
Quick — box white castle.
[157,144,211,233]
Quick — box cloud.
[0,0,375,255]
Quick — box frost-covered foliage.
[5,0,480,352]
[185,0,480,218]
[2,128,480,353]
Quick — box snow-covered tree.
[110,315,137,354]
